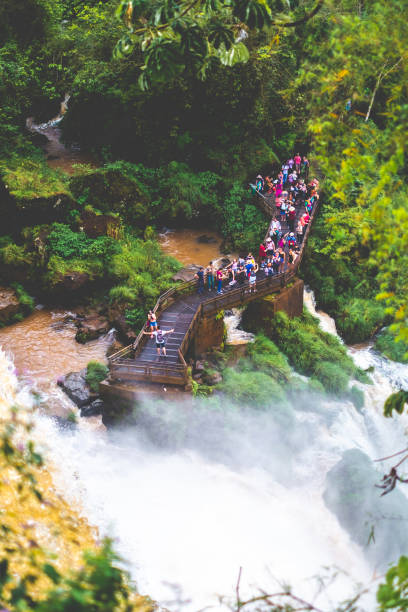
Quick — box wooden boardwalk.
[108,188,318,387]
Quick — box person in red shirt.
[259,242,266,264]
[294,153,301,173]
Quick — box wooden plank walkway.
[108,186,318,387]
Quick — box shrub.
[125,307,147,331]
[252,309,367,394]
[48,223,91,259]
[313,361,349,395]
[46,255,104,286]
[86,361,108,392]
[335,298,386,344]
[109,285,137,304]
[11,282,34,314]
[246,334,292,383]
[219,368,286,406]
[375,327,408,363]
[308,378,326,395]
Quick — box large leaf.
[208,21,235,49]
[179,25,208,59]
[218,41,250,66]
[144,38,185,82]
[232,0,272,29]
[113,34,135,59]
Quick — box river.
[1,164,408,609]
[1,284,408,610]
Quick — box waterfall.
[2,295,408,610]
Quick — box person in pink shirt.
[294,153,301,173]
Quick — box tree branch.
[365,57,403,122]
[272,0,325,28]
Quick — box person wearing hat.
[287,203,296,232]
[256,175,264,192]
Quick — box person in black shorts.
[142,325,174,357]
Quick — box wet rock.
[0,287,20,323]
[220,257,231,267]
[81,399,104,417]
[57,271,90,292]
[75,314,109,343]
[194,360,205,373]
[197,234,217,244]
[58,370,90,407]
[202,371,222,385]
[172,265,200,282]
[107,305,137,344]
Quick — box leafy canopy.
[113,0,324,88]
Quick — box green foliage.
[246,334,292,383]
[1,156,70,202]
[384,391,408,418]
[0,402,153,611]
[336,298,386,345]
[86,360,108,392]
[48,223,91,259]
[219,367,286,407]
[295,0,408,348]
[108,236,180,308]
[221,181,268,252]
[125,306,146,330]
[313,361,349,395]
[377,555,408,610]
[375,328,408,364]
[45,255,104,287]
[248,309,368,395]
[11,282,35,315]
[0,242,32,267]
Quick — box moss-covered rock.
[242,307,368,395]
[0,156,75,229]
[70,163,149,228]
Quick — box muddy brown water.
[0,309,111,418]
[0,230,231,416]
[159,228,235,267]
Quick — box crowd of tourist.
[194,155,319,296]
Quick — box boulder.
[57,271,90,292]
[81,399,104,417]
[0,287,20,323]
[75,314,109,343]
[197,234,217,244]
[202,370,222,385]
[107,305,137,344]
[172,265,200,282]
[194,360,205,373]
[58,370,90,407]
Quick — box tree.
[113,0,325,88]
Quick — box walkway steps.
[108,190,319,387]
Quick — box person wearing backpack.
[195,267,205,295]
[143,325,174,357]
[287,204,296,231]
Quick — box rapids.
[1,290,408,610]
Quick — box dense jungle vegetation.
[1,0,408,607]
[1,0,407,355]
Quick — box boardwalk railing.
[108,193,319,385]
